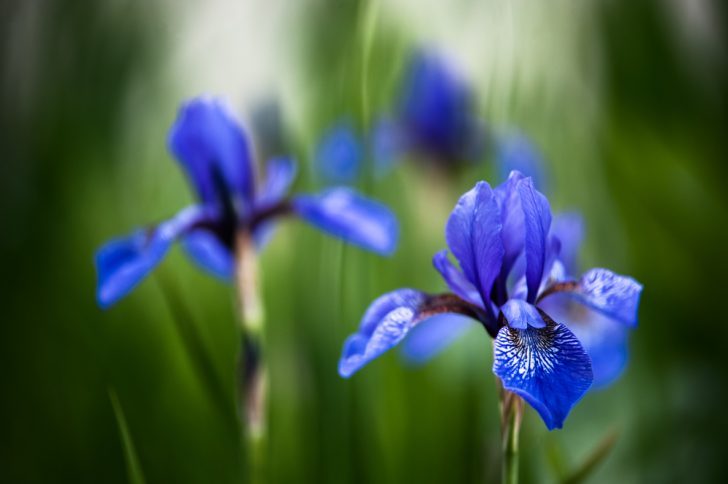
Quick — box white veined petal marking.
[494,322,581,380]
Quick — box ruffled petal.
[518,177,552,303]
[339,290,481,377]
[571,268,643,327]
[401,313,476,364]
[539,293,629,389]
[339,289,426,377]
[501,299,546,329]
[315,123,362,184]
[168,96,255,208]
[95,205,210,308]
[292,188,398,256]
[492,314,593,430]
[445,181,504,303]
[256,156,297,211]
[432,250,482,307]
[181,229,234,280]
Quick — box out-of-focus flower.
[314,121,363,184]
[373,51,486,171]
[96,96,399,308]
[496,131,547,190]
[338,171,642,430]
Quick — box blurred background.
[1,0,726,482]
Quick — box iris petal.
[399,52,476,161]
[401,314,475,364]
[432,250,483,307]
[95,205,210,308]
[493,315,593,430]
[518,177,552,303]
[339,289,427,377]
[292,188,398,256]
[445,181,504,304]
[181,229,234,280]
[256,156,297,210]
[494,171,526,279]
[501,299,546,329]
[168,96,255,208]
[572,268,643,327]
[339,289,481,377]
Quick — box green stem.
[501,391,523,484]
[235,230,267,483]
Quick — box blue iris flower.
[313,51,485,184]
[96,96,399,308]
[496,131,547,190]
[373,51,486,170]
[315,120,363,184]
[496,133,626,388]
[338,171,642,430]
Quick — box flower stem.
[500,389,523,484]
[235,230,267,482]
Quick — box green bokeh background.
[1,0,726,482]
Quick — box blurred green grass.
[1,0,726,483]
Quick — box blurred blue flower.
[96,96,399,308]
[496,131,547,190]
[373,51,486,171]
[338,171,642,430]
[314,121,363,184]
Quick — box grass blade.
[108,388,146,484]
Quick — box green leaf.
[108,388,146,484]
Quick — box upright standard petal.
[292,188,398,256]
[493,314,593,430]
[445,182,504,304]
[494,171,526,282]
[518,178,552,303]
[181,229,234,280]
[168,97,255,208]
[315,123,362,184]
[95,205,209,308]
[570,268,643,327]
[339,290,483,377]
[256,156,297,211]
